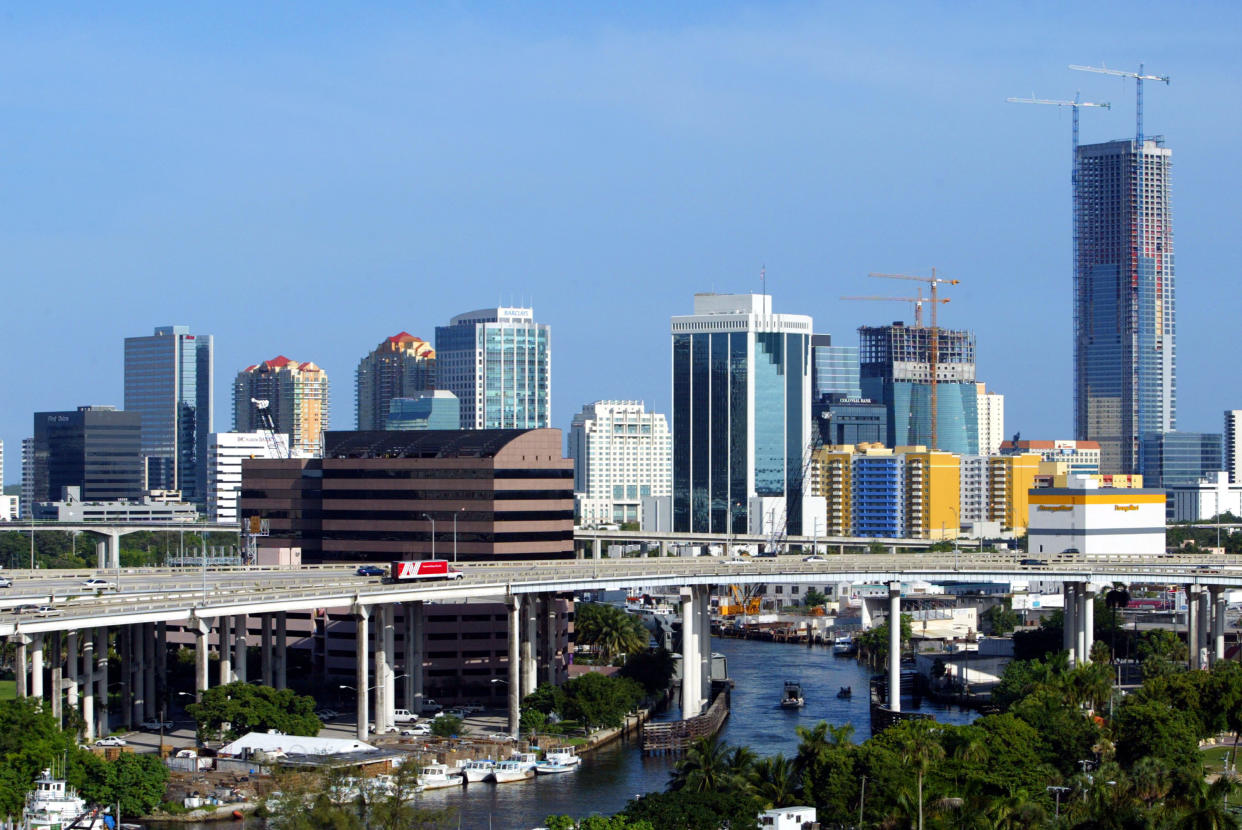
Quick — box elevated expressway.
[2,552,1237,740]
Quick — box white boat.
[535,749,581,775]
[459,759,496,784]
[832,635,857,655]
[24,768,108,830]
[417,763,464,790]
[780,680,804,708]
[489,759,535,783]
[364,774,424,801]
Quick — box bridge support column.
[193,618,210,702]
[218,617,232,685]
[94,629,108,736]
[82,630,95,740]
[888,582,901,713]
[1185,584,1199,671]
[355,605,370,741]
[156,622,167,717]
[118,627,131,727]
[699,586,712,709]
[521,595,538,697]
[679,586,700,718]
[1064,583,1077,664]
[66,631,79,718]
[131,625,144,726]
[50,632,62,725]
[1198,589,1211,670]
[592,539,602,560]
[1081,584,1095,664]
[275,612,288,690]
[143,624,156,722]
[233,616,248,684]
[544,595,558,687]
[1213,587,1227,664]
[408,601,424,714]
[14,636,27,699]
[261,615,273,686]
[377,605,394,733]
[507,597,521,737]
[659,540,669,558]
[107,532,121,569]
[31,632,45,704]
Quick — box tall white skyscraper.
[435,307,551,429]
[207,432,290,523]
[671,293,813,535]
[569,401,671,526]
[976,384,1005,456]
[1226,410,1242,485]
[20,438,34,519]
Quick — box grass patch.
[0,680,16,701]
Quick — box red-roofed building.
[355,333,437,430]
[233,358,329,456]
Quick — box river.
[147,636,976,830]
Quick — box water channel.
[148,636,977,830]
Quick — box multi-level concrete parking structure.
[1074,138,1175,475]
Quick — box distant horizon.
[3,3,1240,486]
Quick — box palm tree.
[575,603,648,664]
[751,754,800,809]
[1170,776,1241,830]
[668,734,736,793]
[985,789,1046,830]
[793,721,854,775]
[897,720,945,830]
[1105,585,1132,661]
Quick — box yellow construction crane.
[841,290,949,329]
[867,269,960,450]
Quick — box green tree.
[77,752,169,818]
[794,721,857,819]
[622,789,761,830]
[574,604,649,664]
[1169,775,1240,830]
[856,613,913,669]
[668,735,742,794]
[186,681,321,742]
[802,588,828,609]
[522,682,567,717]
[366,761,455,830]
[561,672,643,731]
[750,754,799,809]
[430,715,463,737]
[896,720,945,830]
[1113,695,1202,777]
[981,601,1019,635]
[617,648,675,696]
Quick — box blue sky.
[3,2,1241,485]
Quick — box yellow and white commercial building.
[1026,475,1166,556]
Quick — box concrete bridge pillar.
[888,582,901,713]
[131,625,145,726]
[142,624,156,722]
[699,585,712,710]
[660,540,669,558]
[679,586,700,718]
[1198,589,1211,670]
[50,632,62,724]
[14,636,27,699]
[96,540,107,570]
[507,596,521,737]
[544,595,558,687]
[31,632,45,703]
[218,616,232,685]
[521,595,538,697]
[355,605,370,741]
[233,616,248,684]
[406,601,424,714]
[66,631,79,716]
[193,618,211,702]
[377,605,395,733]
[261,615,273,686]
[275,612,288,690]
[94,628,108,736]
[156,622,167,716]
[1212,587,1227,664]
[592,538,602,560]
[1064,583,1077,664]
[1081,584,1095,664]
[1185,584,1199,671]
[106,532,121,569]
[81,630,94,740]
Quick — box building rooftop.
[324,429,539,459]
[219,731,376,757]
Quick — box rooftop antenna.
[760,264,767,308]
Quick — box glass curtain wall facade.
[811,334,861,399]
[1075,139,1176,474]
[124,326,213,502]
[1139,432,1222,488]
[31,406,143,502]
[671,294,811,536]
[435,308,551,430]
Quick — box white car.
[34,606,61,617]
[140,719,173,730]
[0,577,13,589]
[802,555,827,562]
[95,736,127,747]
[402,724,431,737]
[82,578,111,590]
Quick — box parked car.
[95,736,127,747]
[356,565,385,577]
[1020,558,1047,567]
[140,719,173,730]
[401,724,431,737]
[419,699,442,715]
[392,708,419,723]
[82,578,111,590]
[315,708,339,720]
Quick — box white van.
[393,709,419,724]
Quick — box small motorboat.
[417,763,464,790]
[837,685,852,699]
[780,680,805,708]
[536,748,581,774]
[833,635,857,655]
[459,758,496,784]
[489,759,535,783]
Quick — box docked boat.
[490,759,536,783]
[459,758,497,784]
[363,774,424,801]
[535,748,581,775]
[24,768,109,830]
[780,680,805,708]
[416,763,464,790]
[832,635,857,655]
[837,685,852,699]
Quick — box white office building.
[570,401,671,526]
[976,384,1004,456]
[1026,475,1165,556]
[1167,471,1242,523]
[207,432,290,523]
[0,495,17,523]
[435,307,550,429]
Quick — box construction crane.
[251,398,290,459]
[841,290,949,329]
[1069,63,1168,148]
[867,270,959,451]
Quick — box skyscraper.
[355,332,436,430]
[859,323,979,456]
[435,307,550,429]
[124,325,214,502]
[975,383,1005,456]
[1225,411,1242,484]
[670,293,813,535]
[569,400,672,527]
[233,357,330,457]
[1075,138,1175,474]
[30,406,143,503]
[810,334,861,399]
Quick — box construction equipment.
[1069,63,1168,148]
[720,584,763,617]
[867,270,960,450]
[251,398,289,459]
[841,290,949,328]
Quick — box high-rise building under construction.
[859,323,978,456]
[1074,137,1175,474]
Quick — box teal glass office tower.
[124,325,213,504]
[1075,139,1176,474]
[671,294,812,535]
[435,308,550,430]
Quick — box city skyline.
[3,4,1241,485]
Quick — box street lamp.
[1046,785,1069,818]
[453,508,465,563]
[422,514,436,559]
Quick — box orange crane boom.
[841,291,948,329]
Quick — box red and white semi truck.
[390,560,464,581]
